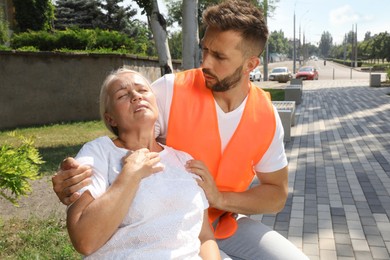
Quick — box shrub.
[10,28,149,54]
[11,30,57,51]
[0,132,44,206]
[387,69,390,81]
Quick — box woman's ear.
[104,113,117,127]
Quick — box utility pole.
[343,34,347,64]
[351,24,354,68]
[293,11,296,74]
[355,23,358,67]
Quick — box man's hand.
[52,157,92,206]
[185,159,223,209]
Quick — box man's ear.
[246,56,260,73]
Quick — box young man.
[53,1,308,259]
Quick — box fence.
[0,51,181,130]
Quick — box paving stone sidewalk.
[253,80,390,260]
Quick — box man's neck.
[213,81,250,113]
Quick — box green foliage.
[54,0,138,34]
[268,30,290,55]
[54,0,105,30]
[330,31,390,64]
[0,132,44,206]
[331,58,363,67]
[387,69,390,81]
[169,30,182,59]
[0,121,110,176]
[13,0,54,32]
[319,31,333,58]
[0,45,11,51]
[10,28,155,56]
[0,8,9,45]
[0,215,80,259]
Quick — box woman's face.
[104,72,158,132]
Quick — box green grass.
[0,120,112,259]
[262,88,285,101]
[0,120,111,176]
[0,215,79,260]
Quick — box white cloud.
[329,5,359,26]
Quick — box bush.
[332,58,363,67]
[10,28,149,54]
[0,132,44,206]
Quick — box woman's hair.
[202,0,269,57]
[99,67,151,136]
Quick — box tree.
[13,0,54,32]
[268,30,289,55]
[54,0,104,30]
[318,31,332,58]
[100,0,138,34]
[182,0,199,69]
[135,0,173,75]
[364,31,371,41]
[169,30,182,59]
[0,7,9,45]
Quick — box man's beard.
[203,65,243,92]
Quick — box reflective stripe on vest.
[166,68,276,239]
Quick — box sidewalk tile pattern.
[252,80,390,259]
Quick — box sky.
[268,0,390,45]
[126,0,389,46]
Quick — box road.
[256,59,387,87]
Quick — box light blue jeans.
[217,216,309,260]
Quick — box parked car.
[249,67,262,81]
[269,67,292,83]
[295,66,319,80]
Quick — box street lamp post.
[293,12,296,74]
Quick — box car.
[269,67,292,83]
[249,67,262,81]
[295,66,319,80]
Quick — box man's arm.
[52,157,92,205]
[217,166,289,215]
[187,160,288,215]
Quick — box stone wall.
[0,51,181,130]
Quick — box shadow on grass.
[38,144,83,176]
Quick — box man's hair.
[202,0,269,57]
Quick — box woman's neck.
[114,130,163,152]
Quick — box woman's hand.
[122,148,164,181]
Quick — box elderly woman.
[66,68,220,259]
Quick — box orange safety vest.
[166,68,276,239]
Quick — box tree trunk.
[182,0,199,69]
[148,0,173,75]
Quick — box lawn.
[0,120,111,259]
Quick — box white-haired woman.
[66,68,220,259]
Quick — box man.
[53,1,308,259]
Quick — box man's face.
[200,27,246,92]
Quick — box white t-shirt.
[76,136,208,260]
[151,73,288,173]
